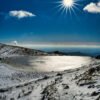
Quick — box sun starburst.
[55,0,80,16]
[63,0,74,7]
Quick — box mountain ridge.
[0,43,48,57]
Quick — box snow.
[29,56,92,72]
[1,56,93,72]
[0,55,100,100]
[0,46,20,58]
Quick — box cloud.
[83,2,100,13]
[9,10,36,19]
[12,41,18,45]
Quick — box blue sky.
[0,0,100,44]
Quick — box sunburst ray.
[55,0,80,17]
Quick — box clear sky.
[0,0,100,44]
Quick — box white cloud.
[83,2,100,13]
[12,41,18,45]
[98,2,100,6]
[9,10,36,19]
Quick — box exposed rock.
[41,83,59,100]
[88,84,95,88]
[43,75,49,80]
[96,95,100,100]
[95,55,100,59]
[91,91,100,96]
[56,73,63,76]
[76,65,100,86]
[62,84,69,89]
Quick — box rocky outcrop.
[76,65,100,86]
[95,55,100,59]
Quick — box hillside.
[0,43,100,100]
[0,43,48,58]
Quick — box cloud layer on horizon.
[84,2,100,13]
[9,10,36,19]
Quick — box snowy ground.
[0,56,100,100]
[1,56,93,72]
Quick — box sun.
[63,0,74,7]
[55,0,80,16]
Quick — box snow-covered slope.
[0,43,47,58]
[0,43,100,100]
[0,59,100,100]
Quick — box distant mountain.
[95,55,100,59]
[49,50,90,56]
[0,43,91,58]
